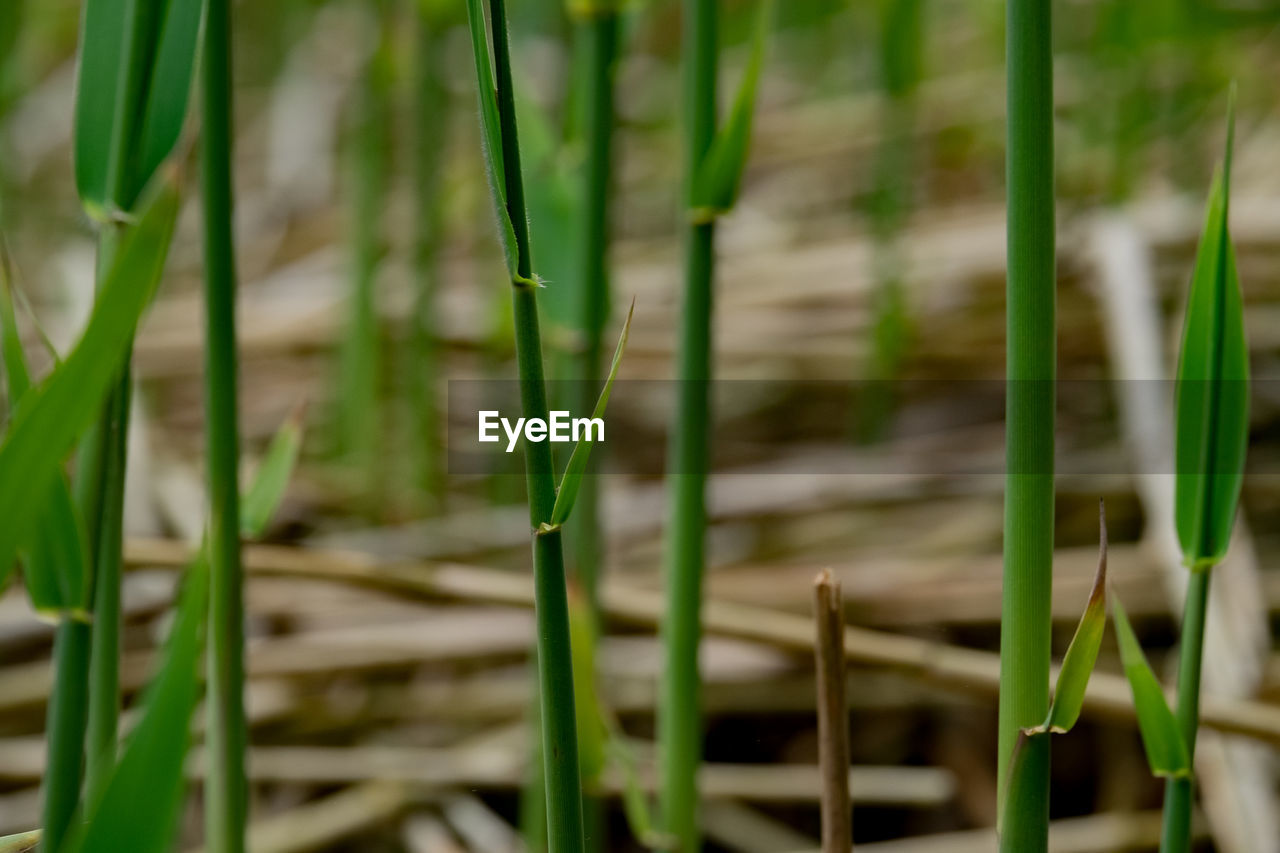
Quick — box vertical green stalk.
[39,620,91,853]
[568,5,619,620]
[1160,571,1208,852]
[77,0,163,818]
[660,1,717,850]
[997,0,1055,851]
[83,370,130,805]
[409,6,448,506]
[201,0,247,850]
[338,3,391,503]
[483,0,586,849]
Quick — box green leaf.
[74,0,203,214]
[240,404,306,539]
[464,0,519,275]
[0,167,180,590]
[549,299,634,526]
[1037,501,1108,735]
[62,555,208,853]
[1111,596,1192,778]
[0,249,90,614]
[134,0,203,195]
[1174,102,1248,570]
[690,0,771,216]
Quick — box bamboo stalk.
[63,0,161,825]
[660,0,718,849]
[1158,572,1208,853]
[38,620,90,853]
[567,3,620,618]
[338,3,391,504]
[476,0,586,849]
[200,0,248,850]
[997,0,1056,849]
[409,5,448,506]
[814,571,852,853]
[83,371,130,804]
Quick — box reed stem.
[39,619,91,853]
[568,6,619,620]
[201,1,248,850]
[1159,570,1210,853]
[486,0,586,849]
[83,368,130,804]
[67,0,159,826]
[814,571,852,853]
[339,3,390,503]
[997,0,1056,850]
[660,1,718,850]
[409,7,447,505]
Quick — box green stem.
[660,1,717,851]
[339,4,390,504]
[39,619,91,853]
[1160,570,1211,853]
[488,0,585,849]
[83,365,130,804]
[201,1,247,851]
[76,0,162,810]
[569,8,620,620]
[997,0,1056,851]
[410,8,447,506]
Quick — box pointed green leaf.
[0,167,180,590]
[0,246,31,400]
[74,0,203,214]
[549,299,634,526]
[690,0,771,216]
[1038,501,1108,734]
[72,0,129,212]
[134,0,203,200]
[62,556,207,853]
[1112,596,1192,778]
[1174,105,1248,570]
[240,405,306,539]
[0,250,90,614]
[464,0,519,275]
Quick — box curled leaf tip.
[1091,499,1108,608]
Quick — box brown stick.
[814,570,852,852]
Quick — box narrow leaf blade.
[1,251,90,613]
[690,0,771,215]
[1174,107,1248,569]
[1040,501,1108,734]
[1112,596,1192,777]
[135,0,204,193]
[74,0,203,212]
[72,0,129,212]
[240,404,306,539]
[464,0,519,274]
[549,299,634,526]
[0,168,180,589]
[62,556,208,853]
